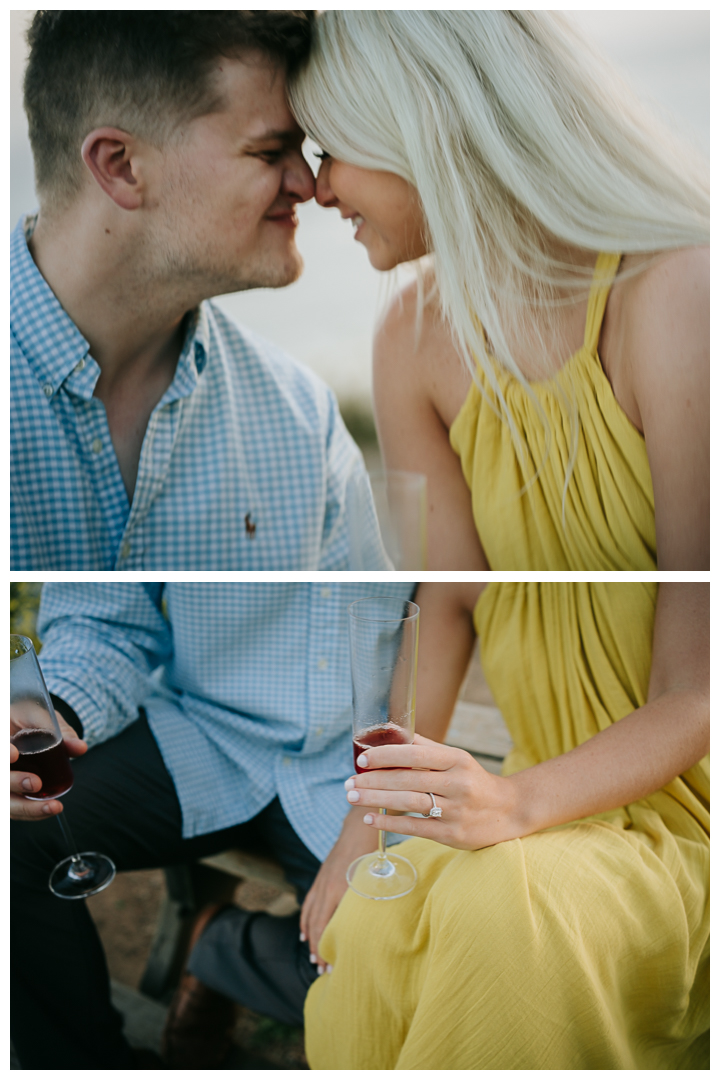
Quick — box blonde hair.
[289,11,709,478]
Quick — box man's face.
[149,53,315,295]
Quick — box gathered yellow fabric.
[449,252,657,570]
[304,583,709,1069]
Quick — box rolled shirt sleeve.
[36,583,173,747]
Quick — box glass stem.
[378,807,387,858]
[55,812,92,876]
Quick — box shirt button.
[43,383,53,398]
[283,756,292,766]
[320,587,332,599]
[74,358,85,373]
[315,726,324,737]
[317,657,328,671]
[120,542,131,559]
[91,438,103,454]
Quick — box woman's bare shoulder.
[374,269,439,354]
[624,247,709,570]
[373,269,471,426]
[623,247,709,356]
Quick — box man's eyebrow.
[245,128,302,145]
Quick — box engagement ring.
[421,792,443,819]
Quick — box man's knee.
[188,907,317,1027]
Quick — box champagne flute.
[10,635,116,899]
[369,470,428,571]
[347,470,427,570]
[346,597,419,900]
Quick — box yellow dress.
[303,261,709,1069]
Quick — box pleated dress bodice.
[449,252,656,570]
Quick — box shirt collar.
[10,216,92,397]
[11,215,211,402]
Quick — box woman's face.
[315,157,428,271]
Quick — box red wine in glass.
[10,635,116,901]
[10,728,74,800]
[353,724,412,773]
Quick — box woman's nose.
[314,159,338,208]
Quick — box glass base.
[49,852,116,900]
[346,851,417,900]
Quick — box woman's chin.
[364,246,403,273]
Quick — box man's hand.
[300,807,377,973]
[10,708,87,821]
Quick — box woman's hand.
[300,806,379,973]
[348,585,709,853]
[345,733,522,851]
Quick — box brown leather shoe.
[161,904,238,1069]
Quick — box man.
[11,581,426,1069]
[11,11,384,570]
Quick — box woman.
[288,12,710,1069]
[302,580,710,1069]
[289,11,709,571]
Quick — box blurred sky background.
[10,10,709,409]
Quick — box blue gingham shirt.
[37,582,415,861]
[11,216,386,570]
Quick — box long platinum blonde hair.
[289,11,709,481]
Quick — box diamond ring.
[421,792,443,819]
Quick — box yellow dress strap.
[583,252,622,354]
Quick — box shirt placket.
[304,584,345,755]
[114,339,203,570]
[64,361,131,561]
[114,400,180,570]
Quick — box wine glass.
[346,597,420,900]
[10,635,116,899]
[369,470,427,571]
[347,469,427,570]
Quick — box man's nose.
[314,159,338,208]
[283,151,316,205]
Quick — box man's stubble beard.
[146,220,305,306]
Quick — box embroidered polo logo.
[245,513,257,538]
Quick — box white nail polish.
[317,966,325,975]
[326,964,333,973]
[347,790,359,803]
[344,777,355,790]
[299,932,306,942]
[310,953,317,963]
[363,814,373,824]
[357,754,368,768]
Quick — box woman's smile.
[350,213,365,237]
[315,158,427,271]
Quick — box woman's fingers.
[361,810,446,841]
[347,784,442,816]
[354,735,458,774]
[347,767,454,796]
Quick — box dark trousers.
[10,715,321,1069]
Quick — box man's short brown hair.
[24,10,315,210]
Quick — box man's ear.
[81,127,145,211]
